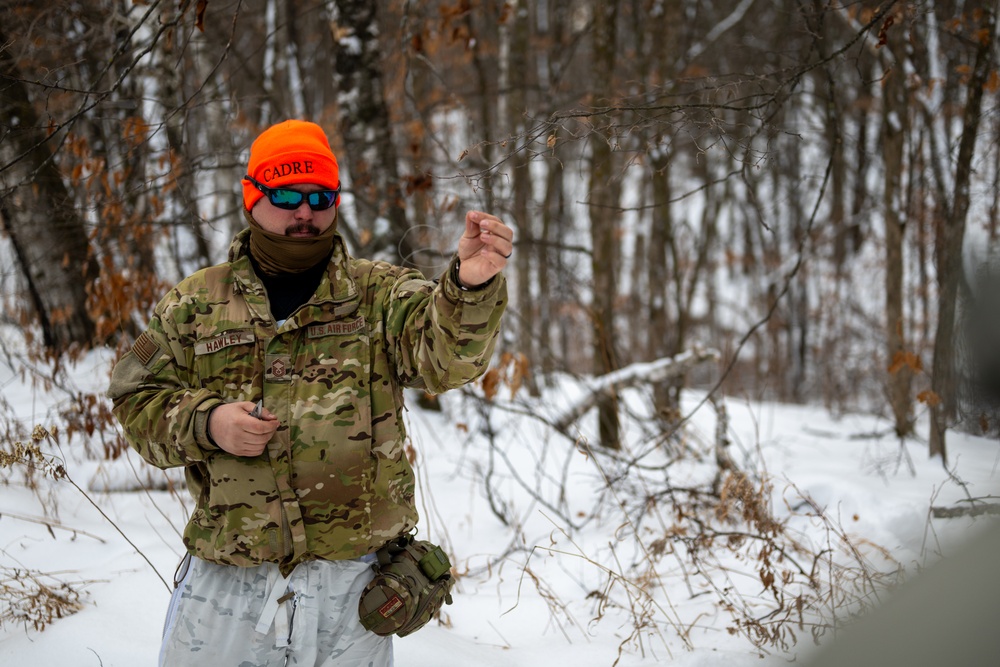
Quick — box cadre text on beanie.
[241,120,340,212]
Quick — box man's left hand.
[456,211,514,288]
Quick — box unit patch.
[378,595,403,619]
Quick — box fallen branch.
[931,503,1000,519]
[552,347,720,433]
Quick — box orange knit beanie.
[241,120,340,211]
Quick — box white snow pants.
[159,554,393,667]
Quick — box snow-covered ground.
[1,342,997,666]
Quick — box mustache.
[286,223,321,236]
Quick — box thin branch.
[0,511,107,543]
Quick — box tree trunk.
[882,34,914,438]
[463,1,500,213]
[539,0,570,379]
[329,0,414,266]
[0,31,97,352]
[540,135,565,377]
[508,4,539,395]
[589,0,621,449]
[929,9,995,462]
[159,26,212,272]
[649,147,674,416]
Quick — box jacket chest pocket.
[192,329,258,398]
[289,317,374,494]
[296,317,372,422]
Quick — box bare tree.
[0,25,97,352]
[508,0,540,396]
[588,0,622,449]
[329,0,414,265]
[927,7,996,462]
[881,8,915,438]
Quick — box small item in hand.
[249,400,264,419]
[358,534,455,637]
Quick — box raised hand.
[456,211,514,288]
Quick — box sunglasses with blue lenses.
[245,174,340,211]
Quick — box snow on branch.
[553,347,720,433]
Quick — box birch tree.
[329,0,414,265]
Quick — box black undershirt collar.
[248,252,331,322]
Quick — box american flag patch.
[132,331,161,368]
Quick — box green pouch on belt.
[358,534,455,637]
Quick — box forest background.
[4,0,1000,456]
[2,0,1000,663]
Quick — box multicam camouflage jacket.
[108,229,506,575]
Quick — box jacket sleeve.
[106,303,224,469]
[382,256,507,393]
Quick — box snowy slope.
[1,344,997,666]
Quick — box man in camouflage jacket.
[107,120,510,666]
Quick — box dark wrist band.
[205,406,219,447]
[452,259,494,292]
[453,260,472,291]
